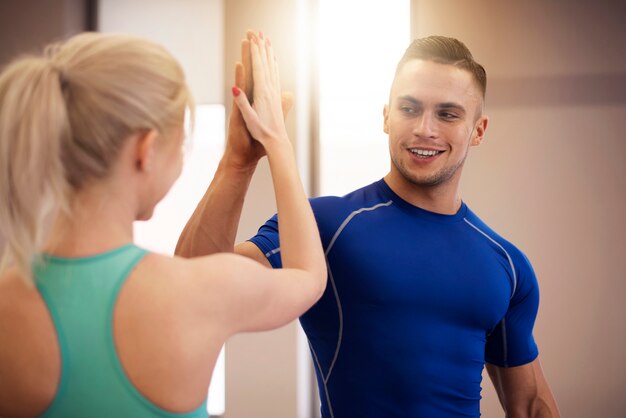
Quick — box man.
[178,34,560,418]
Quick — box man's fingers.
[241,39,253,98]
[235,62,245,90]
[281,91,294,117]
[230,65,244,121]
[234,63,249,116]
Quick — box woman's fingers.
[232,86,261,137]
[234,30,287,145]
[265,37,278,87]
[257,32,270,85]
[250,38,277,100]
[250,40,267,97]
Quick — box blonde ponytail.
[0,32,194,283]
[0,57,70,281]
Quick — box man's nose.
[412,112,437,138]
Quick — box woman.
[0,31,326,417]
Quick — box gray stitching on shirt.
[463,218,518,298]
[325,201,393,256]
[264,247,281,258]
[323,201,393,381]
[313,200,393,418]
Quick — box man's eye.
[439,112,458,119]
[400,106,415,113]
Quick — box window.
[318,0,410,196]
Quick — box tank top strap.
[34,244,208,417]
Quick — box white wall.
[98,0,223,104]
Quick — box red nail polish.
[232,86,240,97]
[259,31,264,40]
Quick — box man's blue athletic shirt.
[249,179,540,418]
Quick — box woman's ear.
[135,129,159,172]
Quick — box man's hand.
[225,31,293,171]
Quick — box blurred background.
[1,0,624,417]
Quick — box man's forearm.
[487,361,561,418]
[527,393,561,418]
[175,154,256,257]
[505,397,560,418]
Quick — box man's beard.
[390,148,468,188]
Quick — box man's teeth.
[410,149,441,157]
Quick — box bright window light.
[319,0,410,196]
[133,104,226,416]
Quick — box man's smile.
[408,147,445,159]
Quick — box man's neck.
[383,173,462,215]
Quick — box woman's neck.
[43,182,137,257]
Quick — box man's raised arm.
[176,32,292,257]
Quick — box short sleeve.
[485,250,540,367]
[248,214,283,268]
[247,196,353,270]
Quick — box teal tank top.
[33,244,208,418]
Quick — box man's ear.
[383,104,390,134]
[470,115,489,146]
[135,129,159,172]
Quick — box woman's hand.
[231,33,290,151]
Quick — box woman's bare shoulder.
[0,266,40,308]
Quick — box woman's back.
[0,246,224,417]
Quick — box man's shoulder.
[463,207,533,270]
[310,180,390,220]
[309,180,393,240]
